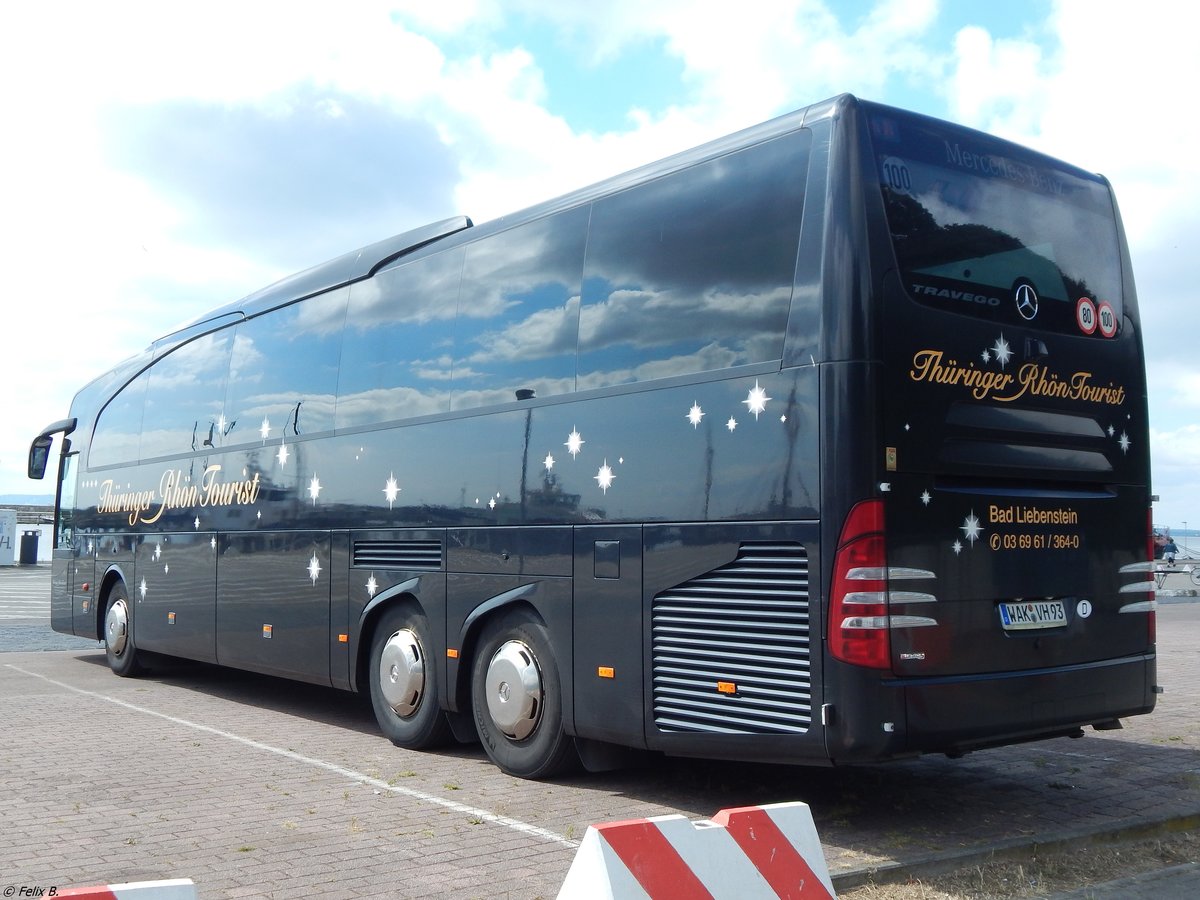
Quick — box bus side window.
[140,330,235,459]
[336,250,464,429]
[450,207,588,410]
[90,375,149,468]
[227,287,349,440]
[578,131,809,389]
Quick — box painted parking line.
[7,663,579,850]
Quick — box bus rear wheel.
[368,606,452,750]
[471,610,577,779]
[104,582,144,677]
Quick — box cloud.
[101,93,460,271]
[1151,424,1200,524]
[4,0,1199,520]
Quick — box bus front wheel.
[104,582,144,677]
[471,610,577,779]
[368,606,452,750]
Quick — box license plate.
[998,600,1067,631]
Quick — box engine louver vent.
[652,542,811,734]
[353,540,442,570]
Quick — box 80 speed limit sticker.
[1076,297,1097,334]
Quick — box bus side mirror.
[28,436,52,480]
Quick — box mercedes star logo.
[1015,283,1039,320]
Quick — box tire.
[471,609,577,779]
[1190,566,1200,587]
[103,582,144,677]
[368,605,452,750]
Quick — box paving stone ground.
[1,565,1197,897]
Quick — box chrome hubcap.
[485,640,542,740]
[378,628,425,718]
[105,599,129,656]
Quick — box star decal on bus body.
[383,474,400,507]
[565,428,585,457]
[260,417,271,442]
[307,553,322,585]
[920,490,932,506]
[726,416,738,432]
[543,453,555,471]
[139,578,148,600]
[366,575,378,598]
[1118,431,1131,453]
[308,474,322,504]
[961,511,983,545]
[991,335,1013,368]
[687,402,704,428]
[595,460,616,494]
[744,381,771,419]
[277,441,289,467]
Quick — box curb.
[829,811,1200,892]
[56,880,196,899]
[1157,592,1199,602]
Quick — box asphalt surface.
[1,563,1198,897]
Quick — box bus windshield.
[868,106,1123,335]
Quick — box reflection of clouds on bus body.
[411,357,456,381]
[579,286,789,349]
[231,391,338,436]
[461,296,581,364]
[576,344,742,393]
[228,332,266,385]
[449,376,576,412]
[333,386,449,429]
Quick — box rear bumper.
[868,652,1157,759]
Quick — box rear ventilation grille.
[652,542,811,734]
[353,540,442,570]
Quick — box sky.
[2,0,1198,531]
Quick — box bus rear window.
[867,107,1123,335]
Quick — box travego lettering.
[910,283,1001,307]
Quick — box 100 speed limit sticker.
[1076,297,1117,337]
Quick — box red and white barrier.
[54,879,196,899]
[558,801,835,899]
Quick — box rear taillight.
[829,500,891,669]
[1147,507,1157,644]
[1146,507,1155,568]
[1121,507,1157,643]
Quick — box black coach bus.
[30,94,1156,778]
